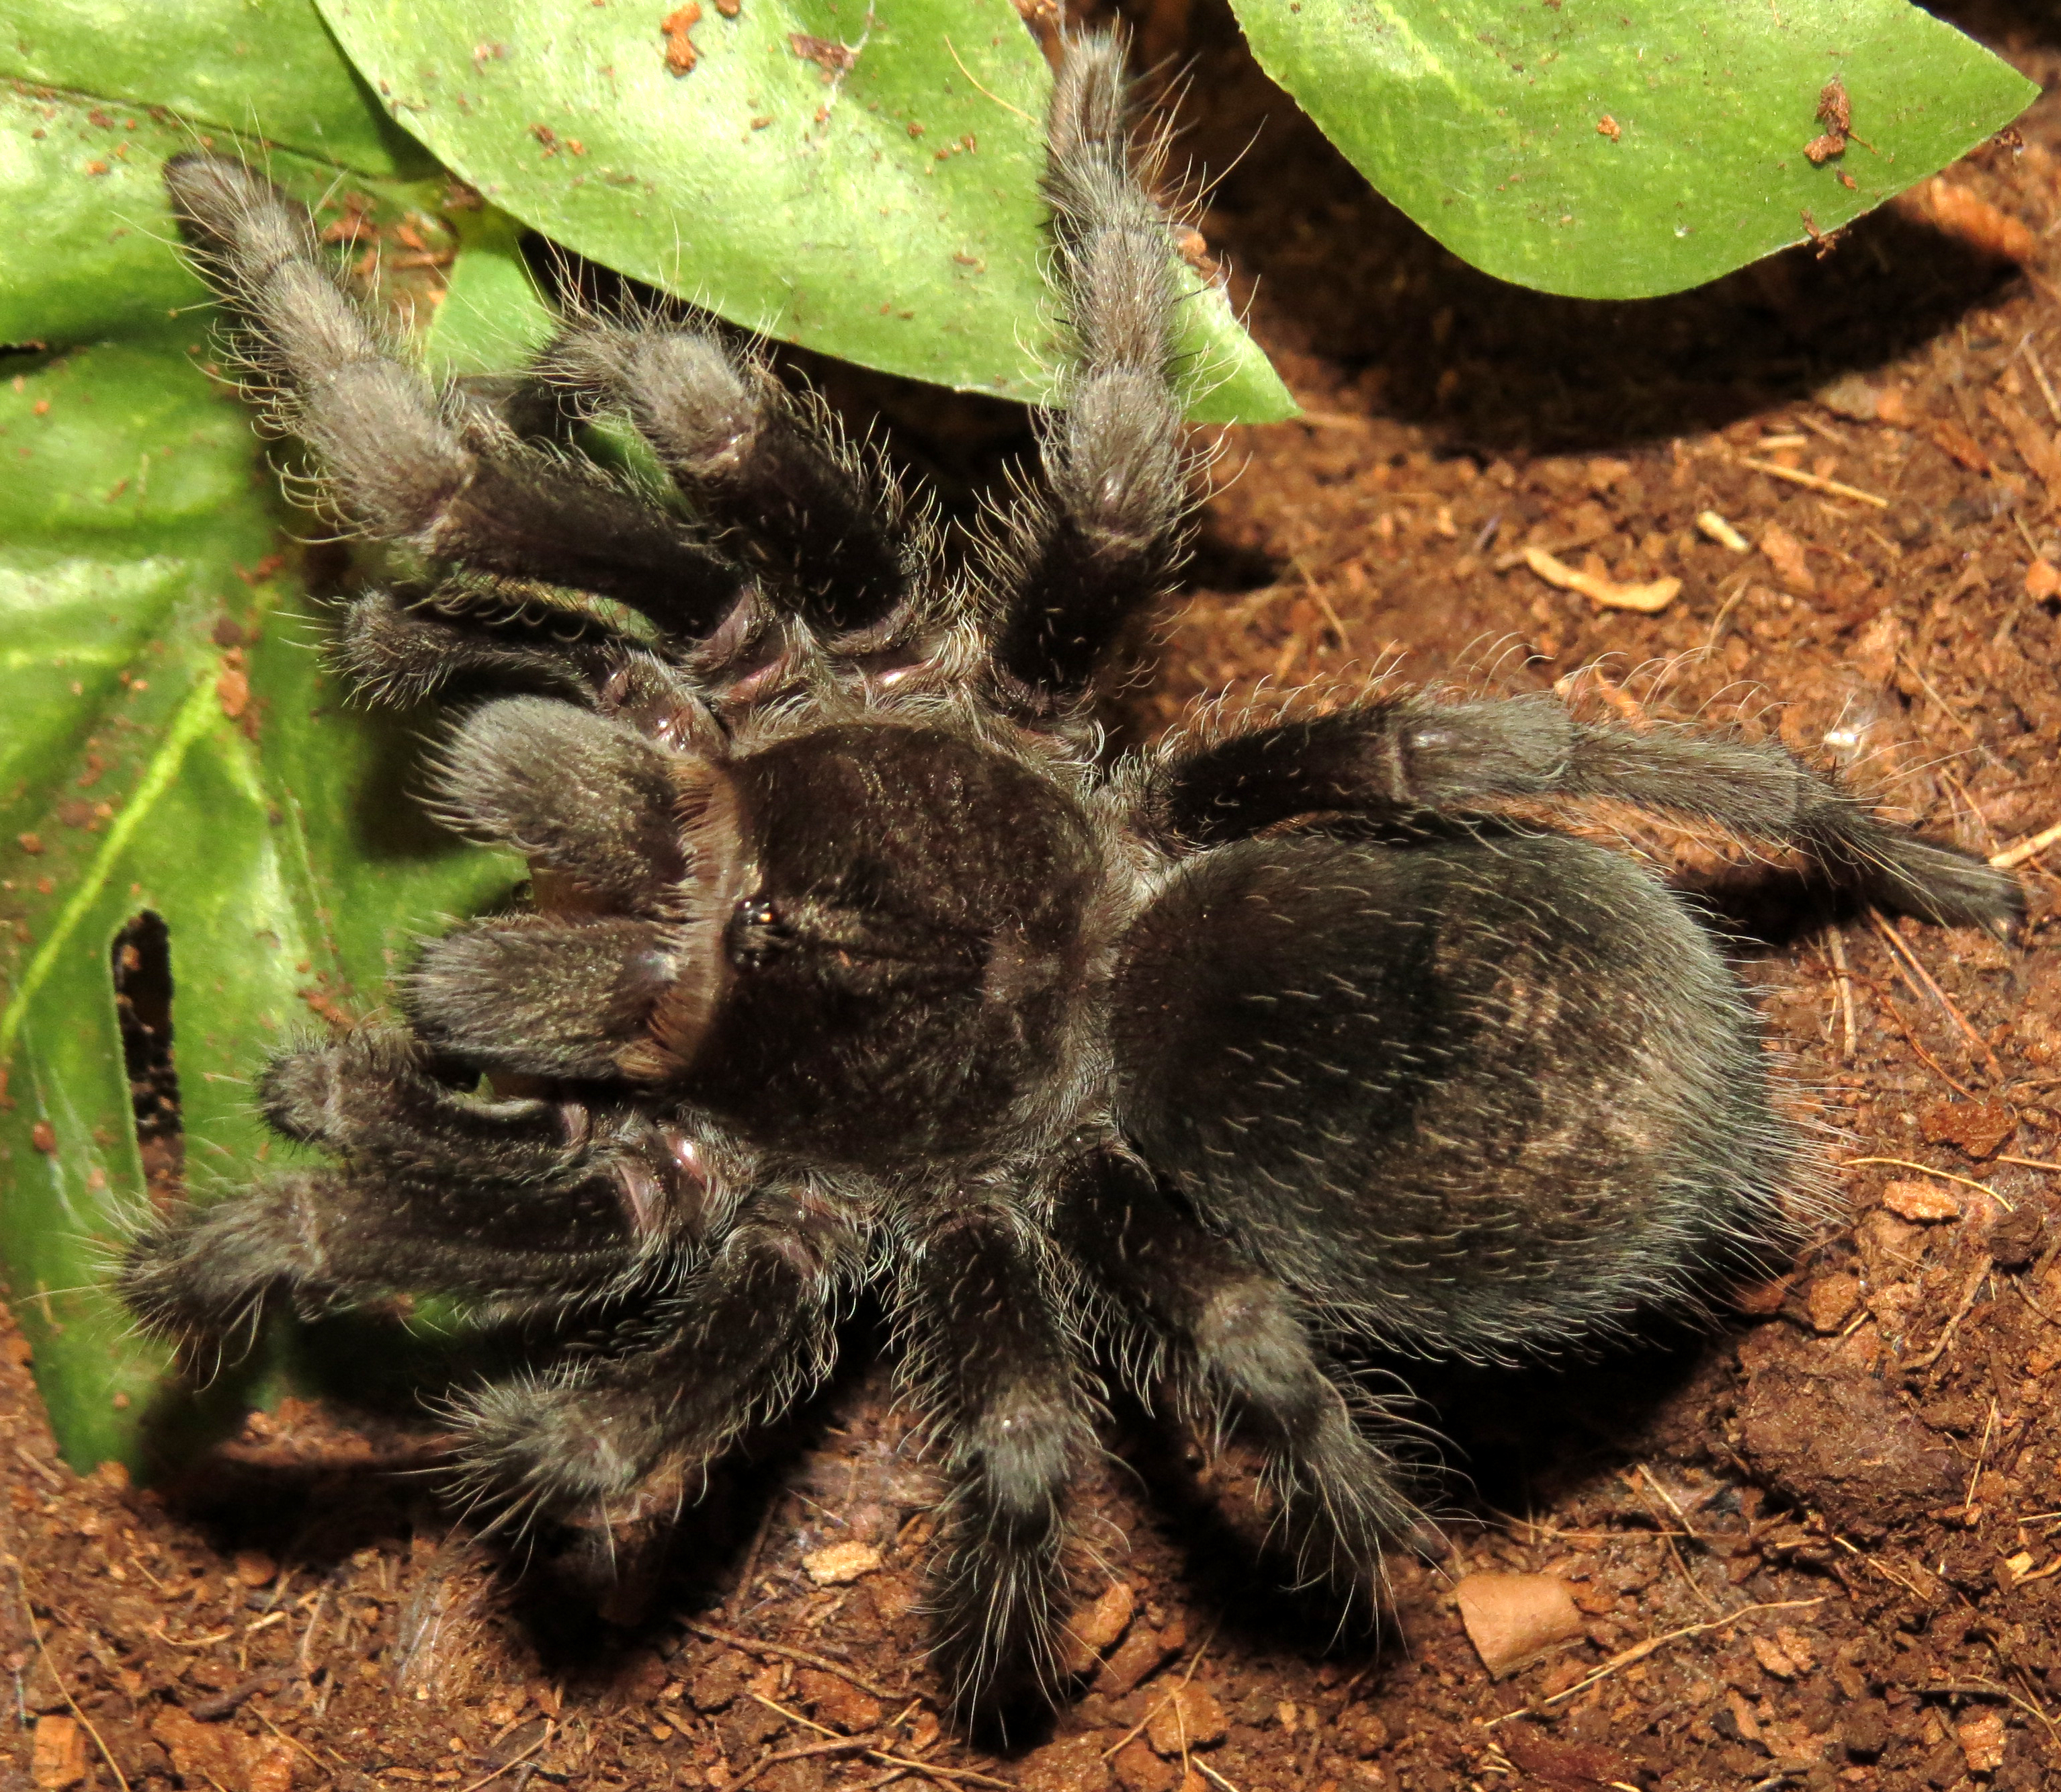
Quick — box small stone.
[801,1540,882,1585]
[2028,558,2061,601]
[32,1716,85,1790]
[1990,1207,2047,1269]
[233,1549,278,1587]
[1881,1180,1962,1223]
[1454,1574,1585,1678]
[1145,1684,1227,1756]
[1815,372,1886,421]
[1112,1740,1175,1792]
[1804,1273,1861,1334]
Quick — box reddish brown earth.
[9,4,2061,1791]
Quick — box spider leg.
[547,318,935,639]
[1054,1149,1418,1605]
[164,155,745,636]
[448,1183,862,1529]
[256,1029,714,1232]
[425,695,734,914]
[118,1164,659,1343]
[403,912,716,1084]
[335,586,681,714]
[120,1033,713,1339]
[1141,693,2023,931]
[898,1199,1093,1725]
[981,35,1190,712]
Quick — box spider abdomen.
[1111,829,1800,1357]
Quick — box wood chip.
[1145,1684,1227,1756]
[1805,1273,1861,1334]
[1750,1633,1800,1678]
[1984,388,2061,508]
[1455,1573,1585,1677]
[1695,509,1749,552]
[1737,456,1888,507]
[800,1541,882,1585]
[1070,1580,1136,1653]
[1894,177,2037,263]
[1920,1098,2017,1161]
[1881,1180,1963,1223]
[31,1716,85,1791]
[1958,1707,2007,1774]
[1520,546,1680,613]
[1992,818,2061,869]
[1758,521,1816,595]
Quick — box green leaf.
[1229,0,2038,299]
[419,204,557,379]
[0,318,513,1476]
[0,328,516,1470]
[0,0,429,177]
[312,0,1294,421]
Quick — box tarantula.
[122,35,2020,1721]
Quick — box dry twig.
[1482,1598,1828,1723]
[1736,456,1888,506]
[683,1619,902,1703]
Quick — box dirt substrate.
[10,5,2061,1790]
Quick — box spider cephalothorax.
[122,36,2021,1724]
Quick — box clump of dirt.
[8,4,2061,1791]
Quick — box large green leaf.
[313,0,1294,421]
[1230,0,2037,299]
[0,0,426,177]
[0,324,517,1471]
[0,1,515,1468]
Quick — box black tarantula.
[123,36,2021,1723]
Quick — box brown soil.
[9,5,2061,1791]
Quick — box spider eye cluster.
[724,897,789,971]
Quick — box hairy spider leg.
[163,155,745,628]
[984,34,1191,711]
[896,1200,1094,1727]
[448,1184,864,1529]
[1145,693,2023,931]
[119,1159,650,1341]
[544,316,937,640]
[404,912,689,1082]
[255,1029,711,1242]
[426,697,701,912]
[1056,1150,1419,1599]
[337,586,680,712]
